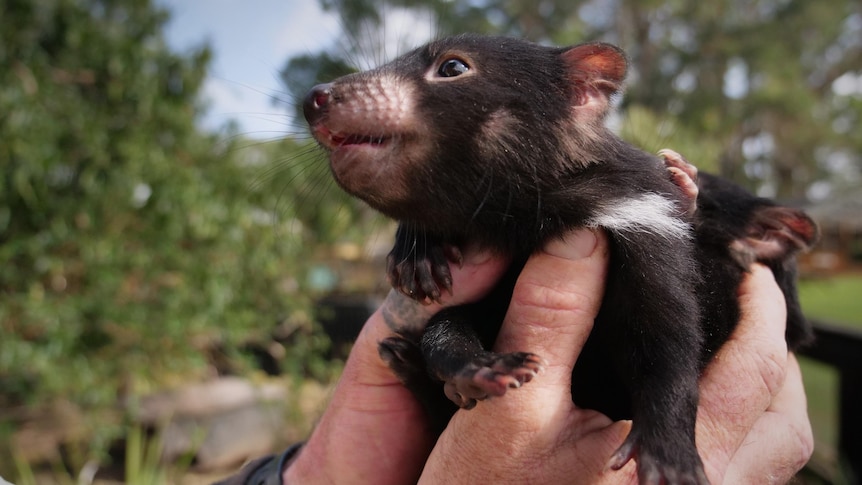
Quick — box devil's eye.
[438,58,470,77]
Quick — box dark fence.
[800,321,862,484]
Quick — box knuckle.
[789,416,815,469]
[509,279,600,327]
[752,340,789,398]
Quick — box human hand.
[284,226,812,484]
[283,246,512,485]
[419,232,813,484]
[419,227,621,483]
[696,264,813,484]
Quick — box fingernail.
[544,228,598,260]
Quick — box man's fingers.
[495,228,609,386]
[697,264,790,478]
[422,229,612,482]
[722,354,814,484]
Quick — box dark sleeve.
[212,442,304,485]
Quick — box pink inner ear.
[782,215,820,244]
[562,42,628,95]
[736,206,819,263]
[751,206,820,248]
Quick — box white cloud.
[833,71,862,97]
[273,1,341,61]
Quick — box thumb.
[494,228,609,385]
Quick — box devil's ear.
[562,42,628,98]
[730,206,820,267]
[561,42,628,118]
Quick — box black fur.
[304,34,818,484]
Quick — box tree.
[611,0,862,198]
[0,0,328,467]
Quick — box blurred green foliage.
[0,0,355,467]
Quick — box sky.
[156,0,342,137]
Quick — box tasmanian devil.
[302,34,818,484]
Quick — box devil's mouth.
[315,126,391,149]
[332,133,389,147]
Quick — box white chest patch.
[588,193,691,240]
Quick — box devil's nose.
[303,83,332,125]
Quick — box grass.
[798,273,862,328]
[796,272,862,482]
[10,424,195,485]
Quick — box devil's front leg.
[603,230,709,485]
[378,327,457,433]
[421,306,546,411]
[386,223,461,302]
[379,301,544,432]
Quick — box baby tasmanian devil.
[303,34,818,484]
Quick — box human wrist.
[253,442,303,485]
[281,300,435,484]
